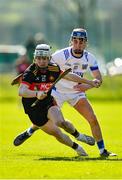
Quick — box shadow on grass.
[16,153,121,161]
[35,156,122,162]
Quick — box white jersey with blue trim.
[51,46,99,93]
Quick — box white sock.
[76,133,86,141]
[75,145,88,156]
[100,148,105,154]
[27,127,34,136]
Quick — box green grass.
[0,101,122,179]
[0,73,122,179]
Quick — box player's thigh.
[67,92,86,106]
[47,105,64,126]
[51,90,65,107]
[74,98,96,122]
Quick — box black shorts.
[27,107,49,126]
[27,98,57,127]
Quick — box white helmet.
[34,44,51,58]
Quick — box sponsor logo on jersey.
[73,71,83,77]
[36,83,53,91]
[74,63,80,66]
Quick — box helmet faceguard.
[34,44,51,59]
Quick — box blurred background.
[0,0,122,101]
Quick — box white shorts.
[51,89,86,107]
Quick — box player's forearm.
[64,73,94,86]
[74,84,94,92]
[19,85,37,98]
[81,84,94,91]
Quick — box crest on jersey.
[49,76,55,82]
[82,64,88,69]
[73,65,78,70]
[65,62,71,67]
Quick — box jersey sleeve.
[51,50,65,71]
[22,70,34,86]
[51,50,60,63]
[88,53,99,71]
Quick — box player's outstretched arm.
[64,72,100,87]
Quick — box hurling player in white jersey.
[51,28,117,157]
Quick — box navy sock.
[97,140,105,153]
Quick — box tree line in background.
[0,0,122,62]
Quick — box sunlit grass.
[0,74,122,178]
[0,101,122,179]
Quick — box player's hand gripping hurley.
[31,68,71,107]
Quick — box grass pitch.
[0,101,122,179]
